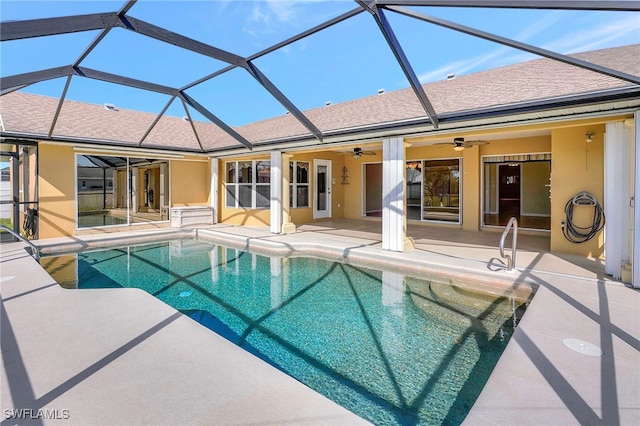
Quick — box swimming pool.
[42,238,529,425]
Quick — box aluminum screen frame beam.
[358,1,439,128]
[0,13,125,41]
[387,5,640,85]
[376,0,640,11]
[180,98,204,152]
[243,61,323,142]
[0,66,74,92]
[48,75,73,138]
[179,92,253,151]
[138,96,176,147]
[119,15,324,142]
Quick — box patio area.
[2,221,637,424]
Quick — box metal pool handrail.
[0,225,40,261]
[499,217,518,272]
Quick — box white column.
[160,163,167,208]
[604,122,625,279]
[210,158,218,224]
[382,137,406,251]
[112,168,119,208]
[634,111,640,288]
[270,151,283,234]
[131,169,138,213]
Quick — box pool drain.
[562,338,602,356]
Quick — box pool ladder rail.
[0,225,40,261]
[499,217,518,272]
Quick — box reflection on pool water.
[77,212,128,228]
[42,239,529,425]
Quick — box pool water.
[43,239,528,425]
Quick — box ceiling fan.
[435,137,488,152]
[342,147,377,158]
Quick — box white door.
[314,160,332,219]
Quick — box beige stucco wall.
[550,124,605,257]
[38,143,76,239]
[343,148,379,220]
[170,159,210,207]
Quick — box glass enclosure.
[76,154,170,228]
[1,142,38,240]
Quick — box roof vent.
[104,103,117,111]
[446,73,455,81]
[325,101,332,106]
[377,88,385,95]
[182,116,190,122]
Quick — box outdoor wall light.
[585,132,595,143]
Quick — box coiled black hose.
[23,208,38,239]
[561,192,605,243]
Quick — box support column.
[270,151,283,234]
[209,159,218,224]
[11,147,19,234]
[113,167,119,209]
[382,137,412,251]
[633,111,640,288]
[605,122,627,280]
[131,169,138,213]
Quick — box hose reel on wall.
[561,191,605,243]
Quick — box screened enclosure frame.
[1,0,639,153]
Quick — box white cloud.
[542,14,640,54]
[417,11,638,83]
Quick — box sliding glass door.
[406,159,461,223]
[76,154,170,228]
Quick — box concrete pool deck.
[1,221,639,425]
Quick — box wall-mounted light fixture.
[585,132,595,143]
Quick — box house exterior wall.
[343,149,380,220]
[32,115,623,263]
[37,144,209,238]
[551,124,606,257]
[171,159,210,207]
[38,143,76,239]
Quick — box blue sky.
[1,0,639,127]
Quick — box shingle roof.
[1,44,638,153]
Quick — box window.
[226,160,271,209]
[289,161,309,208]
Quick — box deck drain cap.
[563,338,602,356]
